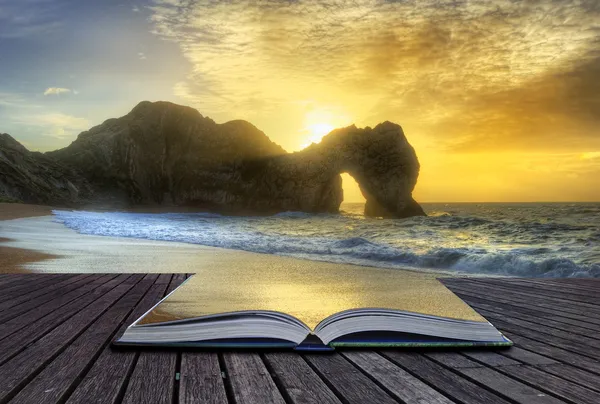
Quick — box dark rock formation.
[48,101,289,210]
[4,101,424,217]
[238,122,424,217]
[0,133,92,205]
[294,122,424,218]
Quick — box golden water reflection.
[140,262,485,330]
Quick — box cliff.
[0,133,91,205]
[4,101,424,217]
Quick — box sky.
[1,0,599,202]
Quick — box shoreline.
[0,203,61,271]
[0,203,446,279]
[0,237,61,273]
[0,203,54,220]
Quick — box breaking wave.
[52,202,600,278]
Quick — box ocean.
[52,202,600,278]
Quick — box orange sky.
[2,1,599,202]
[122,0,600,202]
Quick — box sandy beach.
[0,204,59,272]
[0,203,442,282]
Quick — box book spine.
[293,344,335,352]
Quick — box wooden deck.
[0,274,599,404]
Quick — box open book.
[116,265,511,350]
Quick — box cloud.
[442,55,600,152]
[148,0,600,152]
[132,6,140,13]
[43,87,72,96]
[12,112,90,139]
[0,92,41,109]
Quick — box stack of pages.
[116,264,511,351]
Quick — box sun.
[297,107,353,150]
[301,123,335,149]
[309,123,335,138]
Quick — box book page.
[136,257,486,330]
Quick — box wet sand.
[0,203,54,220]
[0,204,443,280]
[0,237,60,273]
[1,204,61,272]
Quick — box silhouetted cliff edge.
[2,101,424,218]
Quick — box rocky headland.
[1,101,424,218]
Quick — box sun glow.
[302,123,335,147]
[299,108,352,150]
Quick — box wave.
[273,211,315,219]
[52,209,600,278]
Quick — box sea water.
[53,202,600,277]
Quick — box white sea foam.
[52,202,600,277]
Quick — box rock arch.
[249,122,425,218]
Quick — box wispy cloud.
[12,112,90,139]
[43,87,72,96]
[0,92,40,109]
[581,152,600,160]
[149,0,600,152]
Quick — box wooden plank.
[537,364,600,394]
[179,353,228,404]
[459,351,521,368]
[122,275,179,404]
[304,353,397,404]
[449,287,600,331]
[122,352,177,404]
[66,278,169,404]
[0,274,67,295]
[155,274,172,284]
[0,274,30,288]
[503,278,600,295]
[490,279,600,300]
[0,274,140,402]
[423,352,484,369]
[501,331,600,375]
[0,274,72,303]
[444,279,600,316]
[446,282,600,327]
[0,274,95,324]
[223,353,286,404]
[457,279,600,310]
[167,273,187,294]
[0,274,92,313]
[493,318,600,360]
[382,351,511,404]
[9,275,158,404]
[458,366,565,404]
[0,273,46,284]
[470,301,600,340]
[342,351,455,404]
[0,275,126,365]
[498,347,558,366]
[263,352,341,404]
[423,351,563,403]
[478,309,600,352]
[0,274,113,341]
[497,365,600,404]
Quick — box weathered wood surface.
[0,275,599,403]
